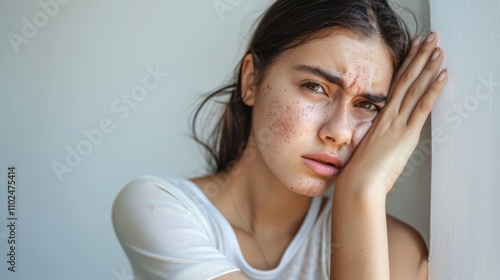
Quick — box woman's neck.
[191,145,317,269]
[207,149,313,237]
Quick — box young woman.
[113,0,447,279]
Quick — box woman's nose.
[318,103,353,147]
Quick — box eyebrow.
[293,64,388,104]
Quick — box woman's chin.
[285,179,334,197]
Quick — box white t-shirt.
[112,176,332,280]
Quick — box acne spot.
[266,97,302,144]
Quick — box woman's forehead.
[286,30,391,68]
[273,31,394,93]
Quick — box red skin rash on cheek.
[267,96,301,144]
[262,81,318,146]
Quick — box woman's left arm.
[387,214,429,279]
[329,32,447,279]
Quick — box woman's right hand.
[336,32,448,195]
[330,32,447,280]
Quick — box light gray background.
[0,0,432,279]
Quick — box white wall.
[0,1,431,279]
[429,0,500,278]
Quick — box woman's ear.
[241,53,257,106]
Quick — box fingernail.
[438,69,448,82]
[431,48,441,60]
[412,36,422,47]
[426,32,436,42]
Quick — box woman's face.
[245,29,394,197]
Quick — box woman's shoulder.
[114,176,204,206]
[117,175,195,192]
[111,176,241,279]
[386,214,428,279]
[112,176,211,227]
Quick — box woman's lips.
[301,157,340,177]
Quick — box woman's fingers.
[389,36,422,95]
[400,43,445,122]
[407,68,448,128]
[388,32,440,110]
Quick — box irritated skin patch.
[266,96,316,144]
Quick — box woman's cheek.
[265,96,314,144]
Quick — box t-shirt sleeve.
[112,177,240,280]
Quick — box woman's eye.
[302,81,325,94]
[356,101,380,111]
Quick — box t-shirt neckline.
[178,178,323,277]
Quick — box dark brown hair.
[191,0,413,173]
